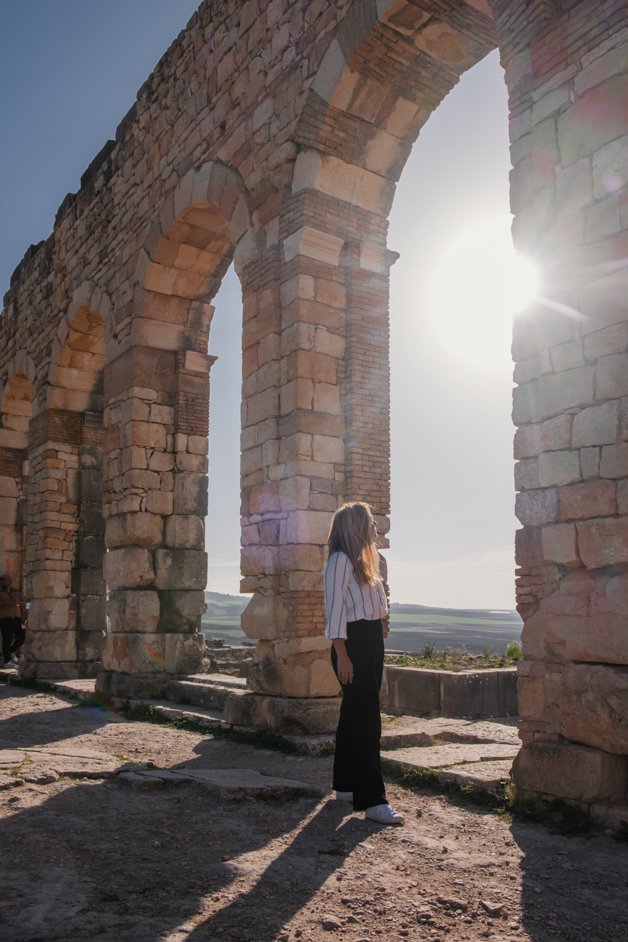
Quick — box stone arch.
[285,0,628,820]
[98,160,257,701]
[47,281,108,413]
[130,160,256,352]
[21,282,110,679]
[1,352,36,434]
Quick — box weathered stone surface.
[107,590,161,632]
[537,450,581,487]
[558,663,628,754]
[158,590,206,632]
[102,548,155,589]
[559,479,616,520]
[571,401,619,447]
[541,523,579,565]
[515,488,559,526]
[577,517,628,568]
[513,740,626,803]
[154,549,207,590]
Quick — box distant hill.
[202,591,522,655]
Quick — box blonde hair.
[327,501,380,586]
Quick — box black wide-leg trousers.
[330,618,387,811]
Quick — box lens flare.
[427,215,538,370]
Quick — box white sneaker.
[334,790,353,803]
[365,803,404,826]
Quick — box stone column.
[506,26,628,819]
[23,409,81,678]
[74,413,106,677]
[97,345,211,701]
[234,224,394,733]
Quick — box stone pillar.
[506,24,628,820]
[74,413,106,677]
[0,432,26,583]
[97,345,211,701]
[23,409,81,678]
[234,224,394,733]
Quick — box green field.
[201,592,522,655]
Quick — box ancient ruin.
[1,0,627,825]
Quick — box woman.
[324,502,403,826]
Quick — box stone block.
[154,549,207,590]
[77,534,106,570]
[596,354,628,399]
[541,523,578,565]
[382,665,441,715]
[72,567,105,596]
[28,597,73,632]
[312,435,344,463]
[102,547,155,589]
[285,510,331,544]
[31,629,77,663]
[145,490,174,515]
[578,517,628,568]
[583,323,628,360]
[559,479,616,520]
[557,73,628,164]
[580,447,601,479]
[158,590,206,632]
[513,740,626,803]
[107,589,161,632]
[514,459,539,491]
[262,695,341,735]
[538,450,581,487]
[515,527,543,567]
[572,401,619,447]
[164,631,206,674]
[106,512,164,548]
[173,472,208,515]
[515,489,559,526]
[513,368,595,424]
[559,663,628,754]
[600,443,628,478]
[529,607,628,664]
[240,591,289,641]
[223,690,266,727]
[514,415,572,458]
[102,632,166,674]
[30,570,71,599]
[247,639,339,698]
[592,134,628,200]
[76,628,105,665]
[164,514,205,548]
[618,479,628,513]
[78,595,106,629]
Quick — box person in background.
[324,501,403,826]
[0,575,24,668]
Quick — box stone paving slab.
[384,742,518,771]
[437,759,515,792]
[118,766,324,799]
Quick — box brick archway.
[1,0,627,821]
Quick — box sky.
[0,3,519,610]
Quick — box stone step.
[165,677,245,710]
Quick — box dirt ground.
[1,683,627,942]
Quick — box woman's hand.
[336,652,354,685]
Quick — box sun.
[427,215,538,371]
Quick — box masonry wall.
[0,0,627,821]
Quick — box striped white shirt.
[323,551,389,639]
